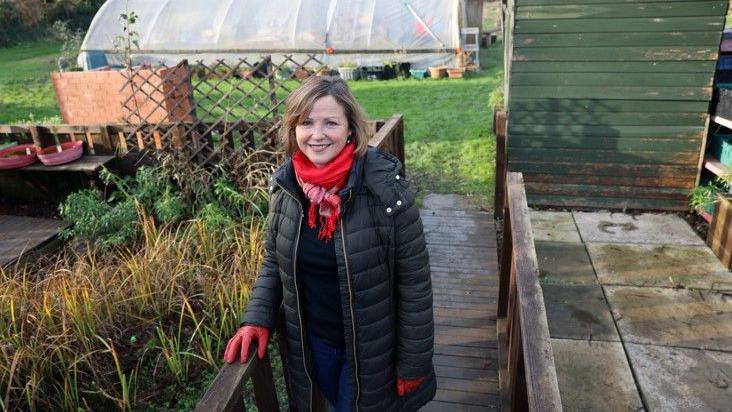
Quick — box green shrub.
[60,150,275,249]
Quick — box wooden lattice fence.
[120,54,328,166]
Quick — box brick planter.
[51,64,195,124]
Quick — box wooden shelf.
[713,115,732,130]
[703,154,732,178]
[19,155,114,173]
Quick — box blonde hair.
[280,75,370,157]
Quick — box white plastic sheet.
[80,0,464,69]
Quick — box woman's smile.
[309,142,332,152]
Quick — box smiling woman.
[222,75,437,411]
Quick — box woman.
[223,75,435,412]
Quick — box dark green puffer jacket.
[241,147,436,411]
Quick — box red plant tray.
[38,140,84,166]
[0,144,41,169]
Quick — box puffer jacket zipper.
[276,183,313,411]
[340,217,361,411]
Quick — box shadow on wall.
[507,97,698,210]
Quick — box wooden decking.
[420,207,500,411]
[0,215,69,267]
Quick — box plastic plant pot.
[397,62,412,78]
[360,66,385,81]
[38,140,84,166]
[446,67,466,78]
[428,66,446,79]
[0,144,41,169]
[409,69,427,80]
[338,67,359,81]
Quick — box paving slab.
[572,211,704,246]
[605,286,732,351]
[535,240,597,285]
[551,339,643,411]
[542,284,619,341]
[588,243,732,291]
[529,210,582,243]
[626,343,732,411]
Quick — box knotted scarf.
[292,143,355,241]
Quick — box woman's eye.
[300,120,312,126]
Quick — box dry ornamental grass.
[0,150,279,410]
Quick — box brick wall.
[51,64,194,125]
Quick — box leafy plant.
[113,0,139,67]
[339,61,358,69]
[689,176,730,212]
[51,20,84,71]
[488,83,504,108]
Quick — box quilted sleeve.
[393,175,434,379]
[241,196,283,330]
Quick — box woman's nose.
[313,123,326,138]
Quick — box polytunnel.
[79,0,467,69]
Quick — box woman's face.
[295,95,350,168]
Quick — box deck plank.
[422,207,500,410]
[0,215,69,267]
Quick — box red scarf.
[292,143,355,242]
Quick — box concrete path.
[421,194,500,411]
[532,210,732,411]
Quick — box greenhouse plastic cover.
[80,0,464,69]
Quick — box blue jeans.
[308,332,352,412]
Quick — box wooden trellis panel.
[120,54,327,167]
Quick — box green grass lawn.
[351,48,502,209]
[0,40,502,208]
[0,40,63,123]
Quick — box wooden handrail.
[195,342,279,412]
[368,114,405,169]
[497,172,562,411]
[493,108,507,219]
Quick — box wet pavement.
[531,210,732,411]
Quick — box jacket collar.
[272,152,366,211]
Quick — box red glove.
[223,325,270,363]
[397,376,426,396]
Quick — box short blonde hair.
[280,75,370,157]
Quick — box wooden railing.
[195,342,279,411]
[496,171,562,411]
[0,115,404,166]
[368,114,405,167]
[493,108,507,218]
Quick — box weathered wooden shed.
[502,0,729,210]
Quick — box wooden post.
[117,131,128,153]
[100,125,114,155]
[396,114,405,172]
[251,352,279,411]
[29,126,43,147]
[196,341,282,412]
[276,310,297,412]
[153,130,163,150]
[494,108,507,219]
[497,209,512,318]
[85,131,96,155]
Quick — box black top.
[297,205,345,348]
